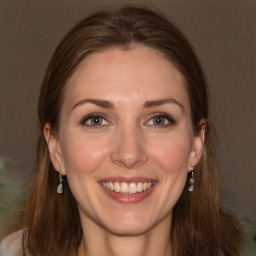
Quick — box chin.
[101,212,158,236]
[106,223,151,236]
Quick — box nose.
[111,126,148,169]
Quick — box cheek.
[148,131,192,174]
[60,130,109,175]
[59,131,110,216]
[140,131,193,218]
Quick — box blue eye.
[147,113,175,126]
[152,116,167,125]
[80,114,109,127]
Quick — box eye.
[146,113,176,127]
[80,113,110,127]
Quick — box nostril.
[110,130,148,168]
[111,150,148,169]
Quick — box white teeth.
[137,182,143,192]
[121,182,129,193]
[129,183,137,194]
[102,181,153,194]
[114,182,120,192]
[109,182,114,191]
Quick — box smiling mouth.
[101,181,154,194]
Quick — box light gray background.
[1,0,255,224]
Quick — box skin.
[44,46,205,256]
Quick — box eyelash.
[80,113,110,128]
[79,112,176,128]
[145,113,176,127]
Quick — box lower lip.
[100,184,156,204]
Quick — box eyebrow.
[71,99,114,111]
[143,98,184,112]
[71,97,184,112]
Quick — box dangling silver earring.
[188,164,195,192]
[57,169,63,194]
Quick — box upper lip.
[98,176,158,183]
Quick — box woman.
[0,5,242,256]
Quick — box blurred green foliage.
[0,158,26,238]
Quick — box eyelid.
[80,113,111,127]
[79,112,175,128]
[144,112,176,126]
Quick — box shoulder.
[0,230,24,256]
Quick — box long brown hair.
[23,6,241,256]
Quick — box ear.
[188,118,206,169]
[44,123,66,175]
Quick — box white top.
[0,230,31,256]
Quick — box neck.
[78,216,172,256]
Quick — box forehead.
[64,46,189,109]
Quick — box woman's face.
[46,46,204,235]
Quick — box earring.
[57,169,63,194]
[188,164,195,192]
